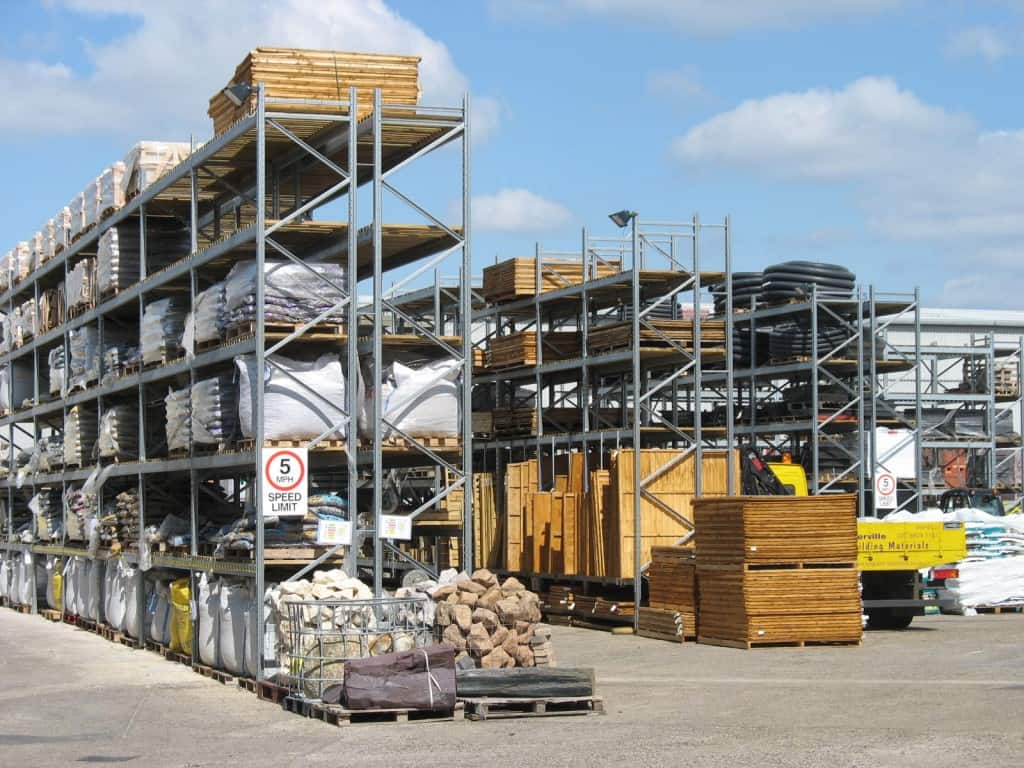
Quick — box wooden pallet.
[698,636,863,650]
[193,663,234,684]
[39,609,61,622]
[67,302,94,320]
[462,696,604,721]
[119,363,141,378]
[381,435,461,449]
[975,604,1024,614]
[310,702,461,726]
[143,353,185,369]
[485,331,580,370]
[11,603,33,615]
[234,438,346,452]
[482,257,620,303]
[196,337,224,353]
[256,679,289,703]
[226,321,345,343]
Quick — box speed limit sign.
[874,470,897,511]
[262,447,308,517]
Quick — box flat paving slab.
[0,609,1021,767]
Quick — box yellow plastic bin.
[169,578,192,652]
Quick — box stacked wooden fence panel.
[485,331,580,369]
[693,495,861,649]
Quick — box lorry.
[748,453,967,629]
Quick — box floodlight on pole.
[222,83,254,107]
[608,209,637,229]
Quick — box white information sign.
[262,447,308,518]
[316,519,353,546]
[380,514,412,541]
[875,470,898,511]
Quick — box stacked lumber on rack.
[693,495,862,649]
[503,449,737,579]
[588,319,727,353]
[492,407,629,436]
[482,257,620,303]
[485,331,580,369]
[208,47,421,135]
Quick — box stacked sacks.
[432,571,544,669]
[760,261,856,303]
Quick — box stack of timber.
[587,319,727,353]
[504,449,737,579]
[416,473,500,570]
[492,407,629,437]
[208,47,421,135]
[645,546,697,640]
[485,331,580,369]
[482,257,619,304]
[693,495,862,649]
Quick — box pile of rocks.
[432,569,553,669]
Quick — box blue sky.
[2,1,1023,307]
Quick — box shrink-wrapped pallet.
[13,241,32,283]
[97,228,136,295]
[42,219,56,263]
[224,259,347,327]
[30,232,43,273]
[68,326,101,390]
[194,281,227,345]
[48,347,65,396]
[165,386,191,452]
[191,375,237,446]
[99,162,126,215]
[67,258,96,312]
[68,194,86,241]
[0,250,11,292]
[64,404,98,466]
[12,299,37,346]
[97,405,139,459]
[236,353,347,441]
[102,343,139,383]
[55,207,72,251]
[141,297,187,365]
[83,177,101,230]
[121,141,192,198]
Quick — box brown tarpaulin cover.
[340,645,456,711]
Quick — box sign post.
[262,447,308,518]
[874,470,898,512]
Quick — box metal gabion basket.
[285,596,433,701]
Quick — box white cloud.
[471,189,574,232]
[673,76,1024,305]
[495,0,904,33]
[646,68,706,100]
[0,0,498,141]
[946,26,1013,61]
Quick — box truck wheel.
[866,611,914,630]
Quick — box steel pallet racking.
[473,216,735,625]
[0,84,473,679]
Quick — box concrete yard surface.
[0,609,1021,767]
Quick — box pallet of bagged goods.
[208,47,421,135]
[693,495,862,649]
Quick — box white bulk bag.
[63,559,79,614]
[76,559,91,618]
[86,559,104,622]
[105,561,127,631]
[45,561,58,610]
[150,582,172,645]
[219,582,250,676]
[379,359,461,438]
[124,564,141,639]
[236,354,346,441]
[0,558,9,599]
[197,574,220,667]
[16,557,33,605]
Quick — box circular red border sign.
[265,449,305,492]
[876,474,895,494]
